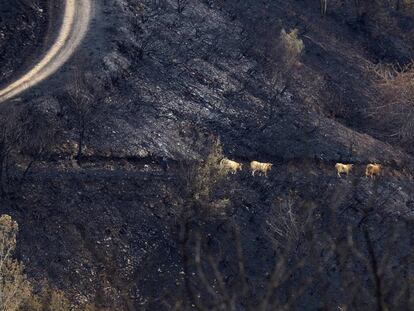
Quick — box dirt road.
[0,0,92,103]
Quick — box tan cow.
[365,164,381,179]
[335,163,353,178]
[220,158,242,174]
[250,161,273,177]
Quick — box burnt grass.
[2,0,414,310]
[0,0,49,86]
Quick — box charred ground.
[0,0,50,86]
[1,0,414,310]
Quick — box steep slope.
[0,0,49,86]
[1,0,414,310]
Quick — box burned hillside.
[1,0,414,310]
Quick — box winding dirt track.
[0,0,92,103]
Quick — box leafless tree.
[0,104,53,197]
[320,0,328,15]
[266,28,304,96]
[65,66,112,165]
[122,0,167,62]
[176,0,189,14]
[0,111,25,195]
[369,62,414,148]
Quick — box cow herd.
[219,158,273,177]
[219,158,382,179]
[335,163,382,179]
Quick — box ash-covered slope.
[2,0,414,310]
[0,0,49,85]
[35,0,414,166]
